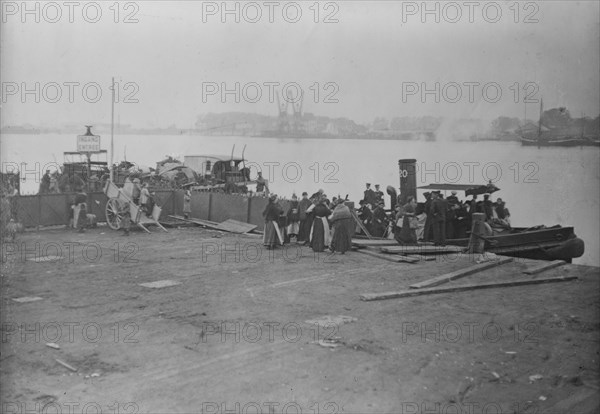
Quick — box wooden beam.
[356,249,419,263]
[523,260,566,275]
[360,276,578,301]
[352,239,399,247]
[409,257,513,289]
[381,245,464,254]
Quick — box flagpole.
[110,77,115,182]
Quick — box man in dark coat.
[374,184,384,205]
[363,183,376,205]
[422,192,433,242]
[40,170,51,193]
[297,192,312,243]
[482,194,494,221]
[431,191,447,245]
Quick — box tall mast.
[110,77,115,182]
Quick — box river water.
[2,134,599,266]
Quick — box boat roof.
[184,155,245,162]
[417,183,494,191]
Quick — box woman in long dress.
[286,194,300,242]
[309,196,332,252]
[329,200,353,254]
[263,194,283,249]
[183,190,192,219]
[396,196,418,245]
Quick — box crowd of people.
[262,190,354,254]
[355,182,511,246]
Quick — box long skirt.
[331,218,352,253]
[263,220,284,247]
[396,216,417,244]
[310,217,331,252]
[297,216,312,242]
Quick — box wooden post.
[172,190,176,216]
[247,196,252,224]
[468,213,486,254]
[37,193,41,230]
[208,192,213,222]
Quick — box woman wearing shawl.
[309,196,332,252]
[329,199,353,254]
[396,196,418,244]
[286,194,301,242]
[262,194,283,249]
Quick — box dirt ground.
[1,225,599,414]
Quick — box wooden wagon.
[104,181,167,233]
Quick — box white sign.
[77,135,101,152]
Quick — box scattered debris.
[539,396,547,401]
[55,358,77,372]
[529,374,544,382]
[90,373,100,377]
[139,280,181,289]
[314,339,340,349]
[28,255,63,262]
[491,371,500,379]
[45,343,60,349]
[305,315,357,328]
[12,296,43,303]
[505,351,517,354]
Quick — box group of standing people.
[262,190,354,254]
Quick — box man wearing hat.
[447,190,459,205]
[482,193,494,221]
[431,191,447,245]
[363,183,376,206]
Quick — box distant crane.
[276,92,291,133]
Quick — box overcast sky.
[1,0,599,127]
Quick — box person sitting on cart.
[140,183,151,216]
[132,178,142,204]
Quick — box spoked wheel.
[105,197,125,230]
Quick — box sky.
[1,0,599,128]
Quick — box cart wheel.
[106,197,124,230]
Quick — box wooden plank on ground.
[356,249,419,263]
[409,257,513,289]
[523,260,566,275]
[360,275,578,301]
[352,239,399,247]
[215,219,257,234]
[169,215,222,230]
[381,245,464,254]
[406,254,437,261]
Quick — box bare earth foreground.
[1,226,599,414]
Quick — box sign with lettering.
[77,134,101,152]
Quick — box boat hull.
[447,226,585,262]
